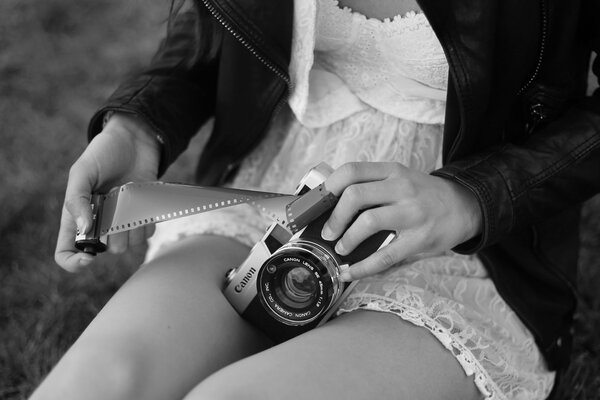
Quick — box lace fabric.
[316,0,449,93]
[147,104,555,400]
[338,253,555,400]
[289,0,447,127]
[146,1,556,398]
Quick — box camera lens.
[257,240,345,326]
[278,266,318,308]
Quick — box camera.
[223,163,395,343]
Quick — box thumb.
[55,161,98,271]
[65,194,93,236]
[64,168,95,235]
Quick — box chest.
[337,0,421,20]
[312,0,448,91]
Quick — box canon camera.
[222,163,395,343]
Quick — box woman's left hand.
[321,162,482,281]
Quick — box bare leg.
[30,236,272,400]
[185,310,482,400]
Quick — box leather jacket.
[89,0,600,371]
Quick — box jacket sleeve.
[432,8,600,254]
[87,8,221,176]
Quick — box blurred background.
[0,1,598,399]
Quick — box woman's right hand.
[55,113,161,272]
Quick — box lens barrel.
[257,240,344,326]
[279,265,319,308]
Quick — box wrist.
[456,183,483,242]
[439,178,483,243]
[104,112,162,155]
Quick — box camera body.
[223,164,395,343]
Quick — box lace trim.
[337,295,506,400]
[332,0,428,28]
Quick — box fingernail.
[76,216,87,234]
[321,224,334,241]
[339,271,352,282]
[334,241,346,255]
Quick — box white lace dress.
[146,0,556,398]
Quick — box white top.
[288,0,448,127]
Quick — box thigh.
[186,310,482,400]
[32,235,272,400]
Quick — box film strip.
[75,178,337,255]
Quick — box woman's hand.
[55,113,161,272]
[321,162,482,281]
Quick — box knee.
[31,341,148,400]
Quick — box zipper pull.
[527,103,547,134]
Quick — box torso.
[336,0,421,20]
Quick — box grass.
[0,1,598,399]
[0,1,167,397]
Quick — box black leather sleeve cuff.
[88,104,174,178]
[431,158,512,254]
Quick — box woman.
[34,0,600,399]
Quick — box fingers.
[339,231,425,282]
[55,160,98,272]
[323,162,402,196]
[54,118,161,271]
[64,162,96,235]
[319,162,436,281]
[332,206,395,256]
[321,181,390,241]
[55,205,95,272]
[322,163,407,241]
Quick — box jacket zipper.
[521,0,549,134]
[200,0,292,183]
[517,0,548,96]
[200,0,291,88]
